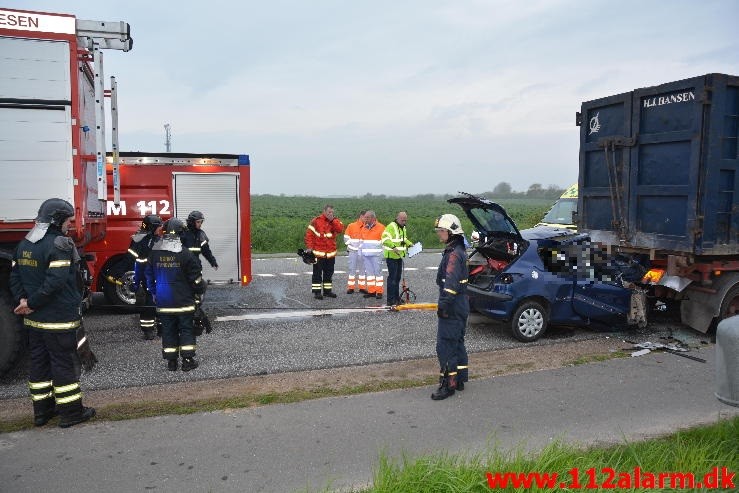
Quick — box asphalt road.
[0,339,735,492]
[0,252,708,399]
[0,253,688,399]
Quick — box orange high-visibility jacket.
[360,221,385,257]
[305,214,345,258]
[344,219,365,252]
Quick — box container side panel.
[637,141,691,185]
[721,86,738,160]
[582,197,613,230]
[639,88,697,134]
[636,196,687,236]
[585,102,625,143]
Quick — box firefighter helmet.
[36,198,74,227]
[142,215,163,233]
[434,213,464,235]
[187,210,205,229]
[163,218,187,236]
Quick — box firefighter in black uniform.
[431,213,470,401]
[183,210,218,270]
[9,198,96,427]
[128,215,163,340]
[145,218,205,371]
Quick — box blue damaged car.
[449,193,635,342]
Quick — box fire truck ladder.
[76,19,133,204]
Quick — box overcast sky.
[8,0,739,196]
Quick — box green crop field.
[250,195,554,253]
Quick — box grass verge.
[356,416,739,492]
[0,376,439,433]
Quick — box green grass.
[0,377,439,433]
[353,416,739,492]
[566,351,627,366]
[251,195,552,253]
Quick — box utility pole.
[164,123,172,152]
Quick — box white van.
[537,184,577,230]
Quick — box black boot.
[167,359,179,371]
[34,409,57,427]
[431,377,456,401]
[324,291,337,298]
[181,357,199,371]
[142,328,155,340]
[314,292,323,300]
[59,407,96,428]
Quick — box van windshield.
[542,198,577,224]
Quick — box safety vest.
[382,221,412,259]
[360,221,385,257]
[343,219,364,252]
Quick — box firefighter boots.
[34,409,57,427]
[167,359,179,371]
[431,377,457,401]
[59,407,96,428]
[181,357,199,372]
[324,291,337,298]
[143,328,155,340]
[314,293,323,300]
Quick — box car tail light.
[642,268,665,284]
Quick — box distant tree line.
[350,183,566,201]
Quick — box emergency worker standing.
[360,211,385,299]
[128,215,162,340]
[381,211,413,306]
[145,218,205,371]
[431,213,469,401]
[9,198,96,427]
[304,205,344,299]
[343,210,366,294]
[183,211,218,270]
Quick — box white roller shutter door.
[173,173,241,283]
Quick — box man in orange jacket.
[343,210,366,294]
[305,205,344,299]
[359,210,385,299]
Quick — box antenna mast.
[164,123,172,152]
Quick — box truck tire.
[0,292,24,376]
[719,284,739,323]
[102,258,137,306]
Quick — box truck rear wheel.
[102,258,137,306]
[719,285,739,322]
[0,292,24,376]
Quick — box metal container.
[578,73,739,254]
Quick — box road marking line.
[217,307,388,321]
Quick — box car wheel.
[511,300,548,342]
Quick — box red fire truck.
[0,9,252,375]
[95,152,252,306]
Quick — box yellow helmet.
[434,213,464,235]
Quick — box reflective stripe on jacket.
[360,221,385,257]
[305,214,344,258]
[9,228,82,331]
[344,220,364,252]
[381,221,412,259]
